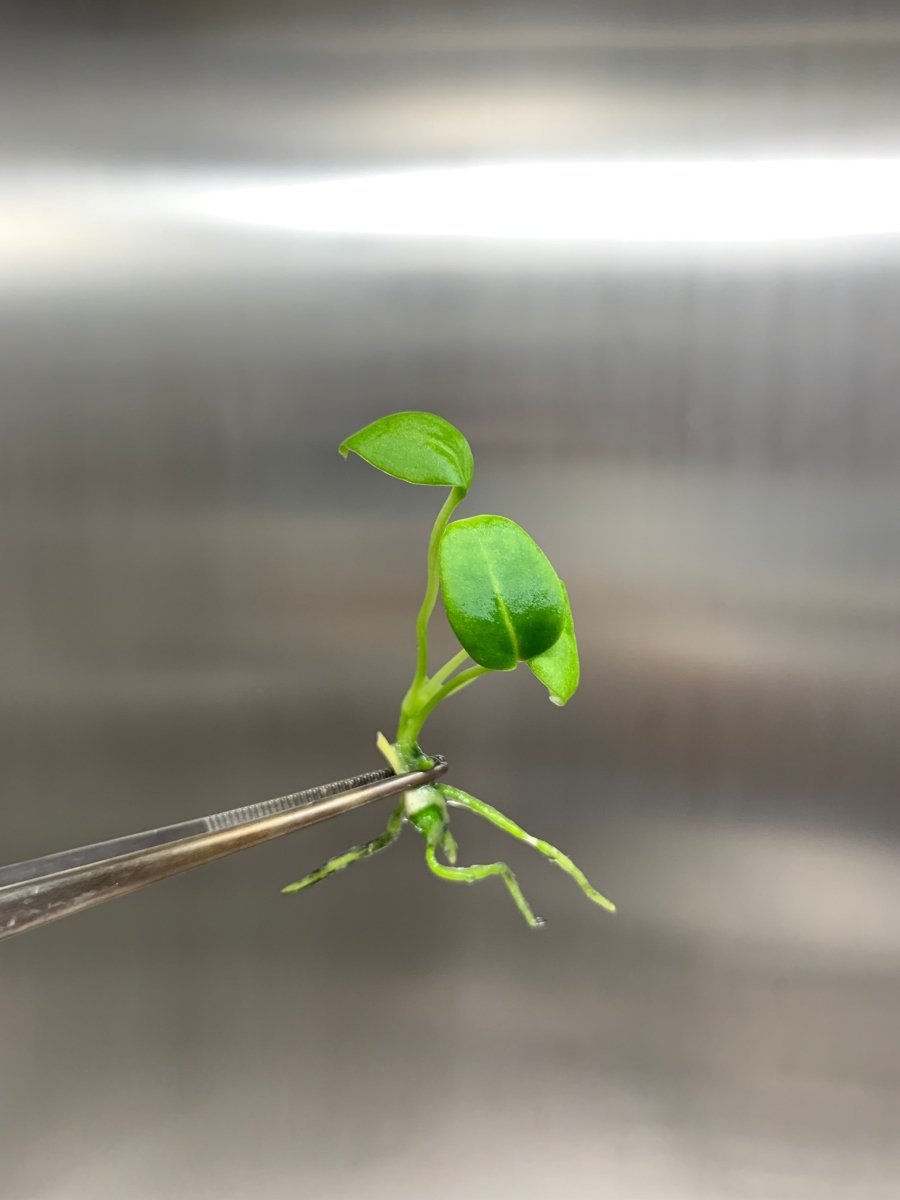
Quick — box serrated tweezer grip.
[0,756,447,942]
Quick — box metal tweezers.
[0,755,447,943]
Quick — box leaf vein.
[475,538,519,662]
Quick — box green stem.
[412,486,465,690]
[397,664,490,748]
[395,484,466,750]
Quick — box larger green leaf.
[528,582,579,705]
[340,411,473,493]
[439,515,566,671]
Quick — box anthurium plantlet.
[283,412,615,926]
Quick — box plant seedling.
[283,412,615,926]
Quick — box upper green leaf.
[439,515,566,671]
[340,411,473,493]
[528,582,579,705]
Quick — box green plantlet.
[283,411,615,927]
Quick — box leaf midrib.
[474,538,518,662]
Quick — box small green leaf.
[439,515,566,671]
[528,582,579,705]
[340,411,473,492]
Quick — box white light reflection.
[187,159,900,243]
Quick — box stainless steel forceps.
[0,755,447,942]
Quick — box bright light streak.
[4,159,900,288]
[187,159,900,243]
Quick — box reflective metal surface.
[2,6,899,1198]
[0,759,447,940]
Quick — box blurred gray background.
[2,3,900,1198]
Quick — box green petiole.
[410,484,466,694]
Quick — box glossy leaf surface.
[439,515,565,670]
[340,411,473,492]
[528,582,579,705]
